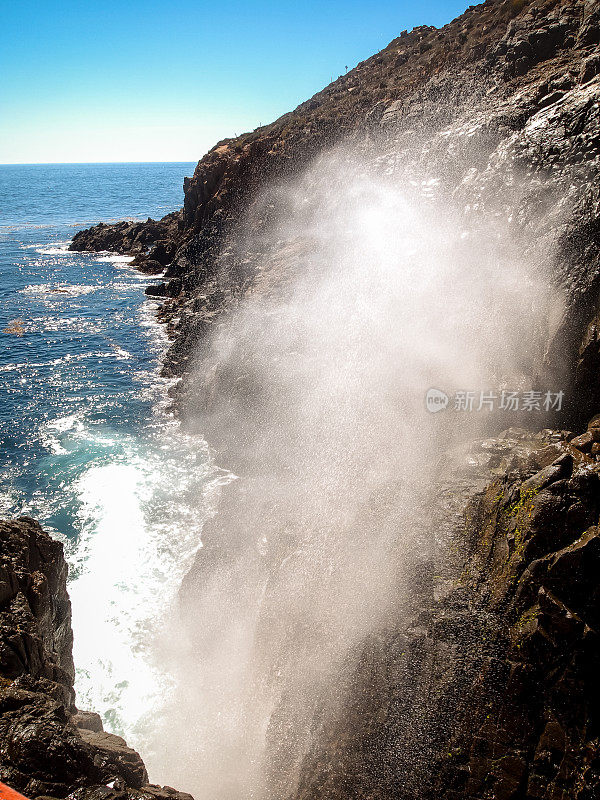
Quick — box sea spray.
[67,418,225,741]
[143,145,561,796]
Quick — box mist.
[143,144,560,798]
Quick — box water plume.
[145,144,560,798]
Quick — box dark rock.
[135,260,164,276]
[587,413,600,429]
[69,213,181,274]
[580,54,600,83]
[570,430,594,451]
[144,283,168,298]
[77,730,147,789]
[0,518,74,703]
[71,712,103,733]
[0,518,192,800]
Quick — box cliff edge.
[70,0,600,424]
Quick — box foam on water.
[97,254,136,264]
[20,282,100,296]
[34,244,71,255]
[60,414,225,741]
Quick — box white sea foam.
[40,413,86,454]
[36,245,71,255]
[96,255,135,264]
[20,282,99,297]
[67,421,227,744]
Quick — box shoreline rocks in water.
[0,518,193,800]
[69,213,181,276]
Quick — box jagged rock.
[246,426,600,800]
[570,430,594,450]
[427,428,600,799]
[580,53,600,83]
[0,518,74,704]
[0,519,192,800]
[135,260,164,275]
[68,214,180,258]
[77,731,147,789]
[139,786,194,800]
[66,785,194,800]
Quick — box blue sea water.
[0,163,222,744]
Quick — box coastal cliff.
[70,0,600,421]
[254,423,600,800]
[9,0,600,798]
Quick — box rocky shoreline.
[4,415,600,797]
[3,0,600,797]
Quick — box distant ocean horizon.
[0,161,219,746]
[0,161,199,166]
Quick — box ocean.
[0,162,220,744]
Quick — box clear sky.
[0,0,469,164]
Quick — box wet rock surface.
[428,420,600,800]
[0,519,192,800]
[263,423,600,800]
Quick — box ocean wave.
[96,254,135,264]
[0,350,132,374]
[65,423,223,741]
[22,240,71,251]
[20,282,99,297]
[39,412,86,454]
[36,246,71,255]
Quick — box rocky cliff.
[70,0,600,421]
[0,518,193,800]
[49,0,600,798]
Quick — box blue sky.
[0,0,469,164]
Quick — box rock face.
[0,518,193,800]
[241,423,600,800]
[69,214,181,273]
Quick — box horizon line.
[0,160,199,167]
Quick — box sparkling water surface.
[0,163,220,744]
